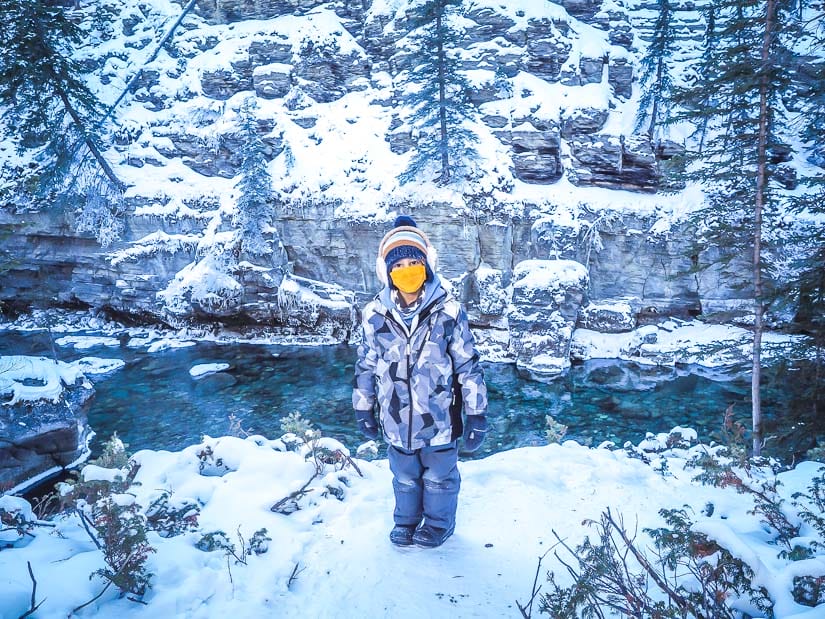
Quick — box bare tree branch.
[17,561,45,619]
[604,507,691,614]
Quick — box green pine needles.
[234,97,275,258]
[396,0,479,186]
[0,0,124,196]
[634,0,678,140]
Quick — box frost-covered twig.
[75,508,103,550]
[287,562,304,590]
[17,562,45,619]
[270,472,319,514]
[515,547,552,618]
[72,547,141,613]
[604,507,690,612]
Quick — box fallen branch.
[287,562,304,590]
[341,452,364,477]
[75,508,103,550]
[17,562,45,619]
[604,507,691,613]
[270,472,319,513]
[515,548,551,618]
[72,579,114,614]
[72,549,142,614]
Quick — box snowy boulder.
[0,357,94,493]
[253,63,293,99]
[200,66,253,101]
[578,300,636,333]
[507,260,589,380]
[560,106,609,138]
[496,130,563,184]
[607,55,633,99]
[474,266,507,316]
[159,253,245,318]
[568,134,660,192]
[530,217,581,260]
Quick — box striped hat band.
[380,228,428,259]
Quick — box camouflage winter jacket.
[353,282,488,451]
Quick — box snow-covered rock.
[578,300,636,333]
[0,357,94,493]
[507,259,589,379]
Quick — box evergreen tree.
[0,0,124,196]
[773,8,825,453]
[634,0,678,140]
[234,98,273,258]
[397,0,479,185]
[671,0,797,456]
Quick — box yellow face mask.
[390,263,426,294]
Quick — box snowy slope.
[1,431,823,618]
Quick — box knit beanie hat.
[375,215,438,286]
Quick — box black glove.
[462,415,488,453]
[356,410,380,441]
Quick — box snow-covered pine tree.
[773,8,825,451]
[671,0,798,456]
[634,0,678,140]
[233,98,274,258]
[396,0,479,185]
[0,0,124,198]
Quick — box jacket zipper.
[405,339,413,449]
[384,300,442,450]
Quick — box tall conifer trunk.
[752,0,777,457]
[436,7,450,184]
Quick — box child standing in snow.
[353,215,488,548]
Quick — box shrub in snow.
[537,507,772,619]
[196,443,234,476]
[88,495,155,600]
[279,411,314,437]
[94,431,130,469]
[227,413,253,438]
[544,415,568,445]
[0,495,38,548]
[269,416,362,515]
[195,527,271,563]
[58,435,155,605]
[144,490,200,538]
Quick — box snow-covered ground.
[1,328,824,618]
[1,430,823,618]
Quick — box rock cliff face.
[0,0,763,379]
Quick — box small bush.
[544,415,568,445]
[144,491,200,538]
[280,411,314,437]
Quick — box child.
[353,215,488,547]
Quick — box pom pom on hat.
[393,215,417,228]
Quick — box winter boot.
[389,524,417,546]
[412,523,454,548]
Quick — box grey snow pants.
[387,441,460,531]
